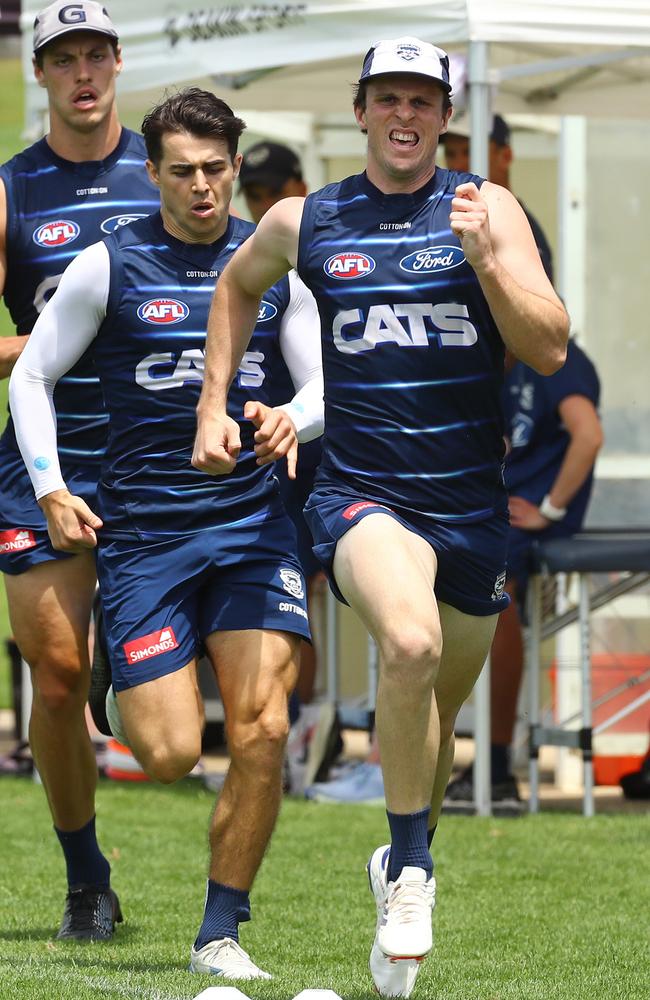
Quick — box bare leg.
[5,555,97,830]
[117,660,204,783]
[489,579,523,745]
[207,628,299,888]
[429,602,498,823]
[333,514,441,814]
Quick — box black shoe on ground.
[89,593,112,737]
[619,756,650,800]
[57,885,123,941]
[443,766,524,814]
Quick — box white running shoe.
[105,686,131,749]
[189,937,272,979]
[367,845,435,998]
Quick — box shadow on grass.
[3,942,186,975]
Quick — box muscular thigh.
[4,552,96,669]
[206,629,299,727]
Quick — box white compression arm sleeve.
[276,270,324,442]
[9,241,110,500]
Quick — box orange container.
[550,654,650,786]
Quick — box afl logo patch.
[257,300,278,323]
[324,252,376,280]
[100,213,148,234]
[33,220,80,248]
[137,298,190,325]
[399,245,465,274]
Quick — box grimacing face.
[34,33,122,134]
[355,74,452,192]
[147,131,242,244]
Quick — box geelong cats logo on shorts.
[280,568,304,600]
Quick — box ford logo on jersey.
[100,213,148,234]
[324,251,376,280]
[399,245,465,273]
[32,220,80,248]
[137,298,190,325]
[257,300,278,322]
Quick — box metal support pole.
[473,657,491,816]
[468,38,491,817]
[579,577,594,816]
[528,575,543,812]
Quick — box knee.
[229,706,290,771]
[30,654,88,716]
[138,733,202,785]
[380,625,442,689]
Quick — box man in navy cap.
[194,35,569,997]
[238,140,307,224]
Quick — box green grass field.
[1,781,648,1000]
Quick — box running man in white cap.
[193,35,568,996]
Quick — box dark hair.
[142,87,246,165]
[353,79,452,117]
[34,35,119,69]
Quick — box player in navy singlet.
[10,89,323,979]
[0,0,157,941]
[194,35,569,997]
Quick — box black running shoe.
[444,766,524,814]
[89,592,112,736]
[57,885,123,941]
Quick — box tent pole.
[467,39,492,817]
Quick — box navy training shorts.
[304,486,510,617]
[97,499,311,691]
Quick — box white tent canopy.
[21,1,650,120]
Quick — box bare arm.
[0,178,29,379]
[509,395,603,531]
[450,181,569,375]
[192,196,303,474]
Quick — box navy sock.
[386,807,433,882]
[490,743,510,783]
[194,880,251,950]
[426,823,437,848]
[54,815,110,890]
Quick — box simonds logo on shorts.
[123,627,179,664]
[342,501,389,521]
[0,529,37,552]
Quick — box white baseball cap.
[359,36,452,93]
[33,0,118,54]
